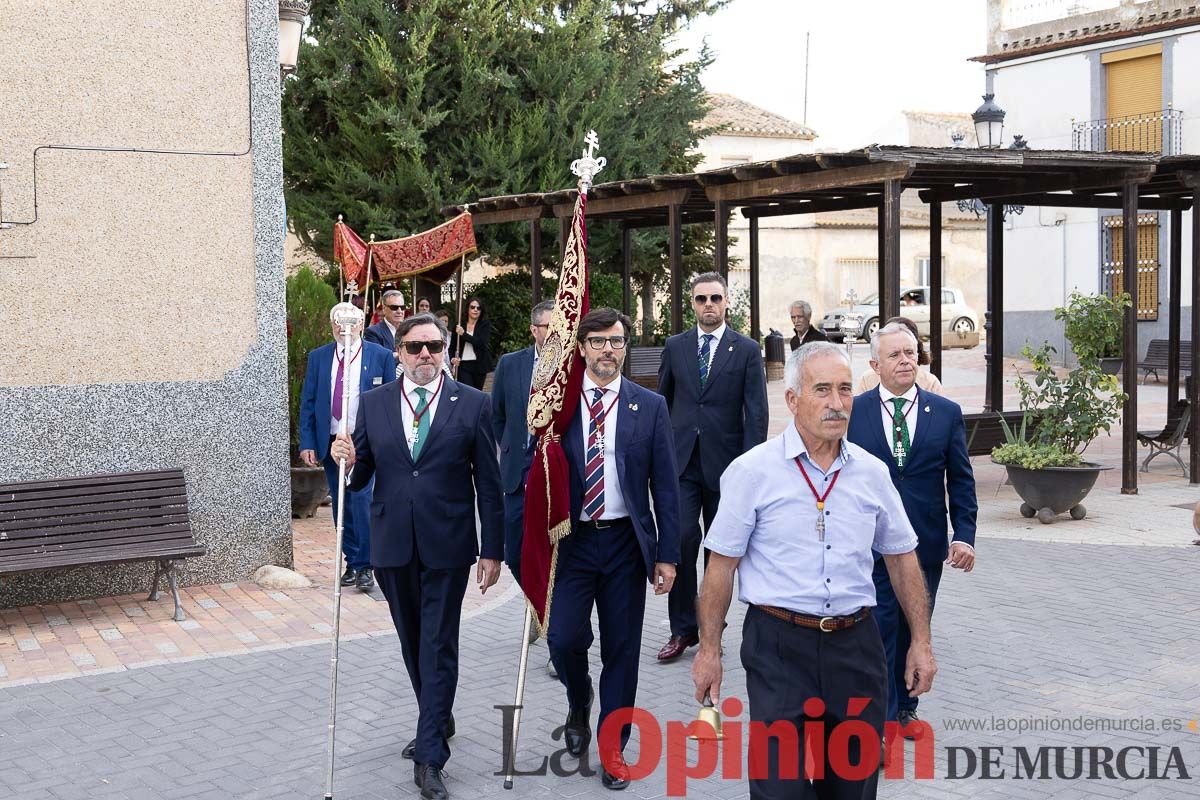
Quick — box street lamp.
[279,0,309,77]
[972,94,1006,149]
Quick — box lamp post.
[279,0,308,78]
[972,93,1006,149]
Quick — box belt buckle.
[818,616,836,632]
[593,519,611,529]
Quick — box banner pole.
[453,253,466,380]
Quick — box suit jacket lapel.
[416,377,461,464]
[519,346,536,401]
[905,388,930,460]
[564,405,585,485]
[317,346,334,422]
[682,328,702,397]
[615,382,638,496]
[381,381,414,467]
[701,328,734,395]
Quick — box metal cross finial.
[571,130,606,196]
[583,130,600,157]
[345,279,359,299]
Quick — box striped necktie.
[582,387,607,520]
[698,333,714,388]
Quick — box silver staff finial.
[571,130,606,196]
[344,279,359,300]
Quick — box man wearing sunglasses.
[364,288,406,357]
[331,312,503,800]
[656,272,769,663]
[298,303,398,591]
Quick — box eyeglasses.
[693,294,724,305]
[469,305,481,311]
[584,336,628,351]
[401,340,445,355]
[385,303,405,312]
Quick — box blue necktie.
[698,333,714,388]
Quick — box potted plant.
[1055,290,1130,375]
[992,337,1127,524]
[287,266,338,518]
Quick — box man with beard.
[331,312,503,800]
[656,272,767,663]
[548,307,680,790]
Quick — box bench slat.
[0,485,187,516]
[0,475,185,505]
[0,544,207,574]
[0,511,192,539]
[0,470,183,493]
[0,526,197,561]
[1,497,187,526]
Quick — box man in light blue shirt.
[692,342,937,800]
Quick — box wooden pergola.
[446,146,1200,493]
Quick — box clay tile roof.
[701,93,817,140]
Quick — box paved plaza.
[3,347,1199,799]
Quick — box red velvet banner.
[331,213,478,288]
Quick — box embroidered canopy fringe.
[521,193,590,637]
[331,213,477,288]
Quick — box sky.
[673,0,990,150]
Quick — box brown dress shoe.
[656,634,699,662]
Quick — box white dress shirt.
[329,340,364,434]
[878,383,919,454]
[400,373,445,455]
[697,322,726,371]
[579,373,629,520]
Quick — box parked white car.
[819,287,979,343]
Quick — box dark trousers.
[547,519,646,752]
[376,557,470,769]
[872,558,943,721]
[668,448,719,638]
[502,487,526,586]
[456,360,486,390]
[743,606,886,800]
[321,448,371,571]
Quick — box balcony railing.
[1071,108,1183,155]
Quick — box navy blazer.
[491,345,537,494]
[563,379,681,580]
[846,387,977,564]
[658,327,769,490]
[298,340,397,461]
[347,378,504,570]
[363,321,396,352]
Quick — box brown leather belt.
[755,605,871,632]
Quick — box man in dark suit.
[788,299,827,351]
[656,272,768,662]
[331,312,503,800]
[364,288,406,356]
[549,307,680,790]
[491,300,554,584]
[298,303,397,590]
[846,321,977,732]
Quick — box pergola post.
[1191,191,1200,484]
[621,226,633,320]
[877,204,886,327]
[882,179,902,321]
[669,203,683,334]
[530,218,542,303]
[929,200,944,380]
[1121,179,1140,494]
[1168,208,1182,408]
[714,199,729,280]
[984,204,1005,413]
[749,216,761,342]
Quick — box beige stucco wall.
[0,0,255,387]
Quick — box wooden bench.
[1137,339,1193,383]
[1138,400,1191,477]
[627,346,664,392]
[0,469,204,622]
[963,411,1041,457]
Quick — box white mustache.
[822,410,849,421]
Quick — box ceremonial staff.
[323,296,364,800]
[504,131,604,789]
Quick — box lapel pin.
[450,396,459,402]
[924,405,930,413]
[727,345,734,352]
[629,403,639,411]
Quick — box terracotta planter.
[995,460,1111,524]
[291,466,328,519]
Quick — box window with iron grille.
[1101,214,1159,321]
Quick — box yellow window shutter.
[1105,53,1163,152]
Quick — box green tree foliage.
[286,266,339,461]
[283,0,726,288]
[1054,290,1130,361]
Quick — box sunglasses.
[469,305,481,311]
[694,294,724,305]
[401,340,445,355]
[385,303,405,311]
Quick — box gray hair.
[789,300,812,317]
[870,321,919,361]
[531,299,554,324]
[785,341,851,393]
[381,288,405,304]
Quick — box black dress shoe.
[355,567,375,590]
[339,566,357,586]
[403,713,456,759]
[898,709,922,738]
[600,752,631,790]
[563,686,594,757]
[414,762,449,800]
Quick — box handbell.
[689,696,724,741]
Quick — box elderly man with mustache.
[693,341,936,800]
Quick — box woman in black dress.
[451,296,492,390]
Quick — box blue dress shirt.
[705,421,918,616]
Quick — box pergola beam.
[549,187,691,219]
[919,167,1155,203]
[705,162,914,203]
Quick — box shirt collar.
[582,372,622,397]
[697,323,726,346]
[782,420,851,465]
[878,381,919,403]
[336,340,362,359]
[405,373,442,399]
[384,319,398,336]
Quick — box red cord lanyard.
[880,393,916,425]
[401,373,445,435]
[581,388,621,447]
[794,456,840,542]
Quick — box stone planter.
[1099,357,1122,375]
[291,466,328,519]
[995,460,1111,524]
